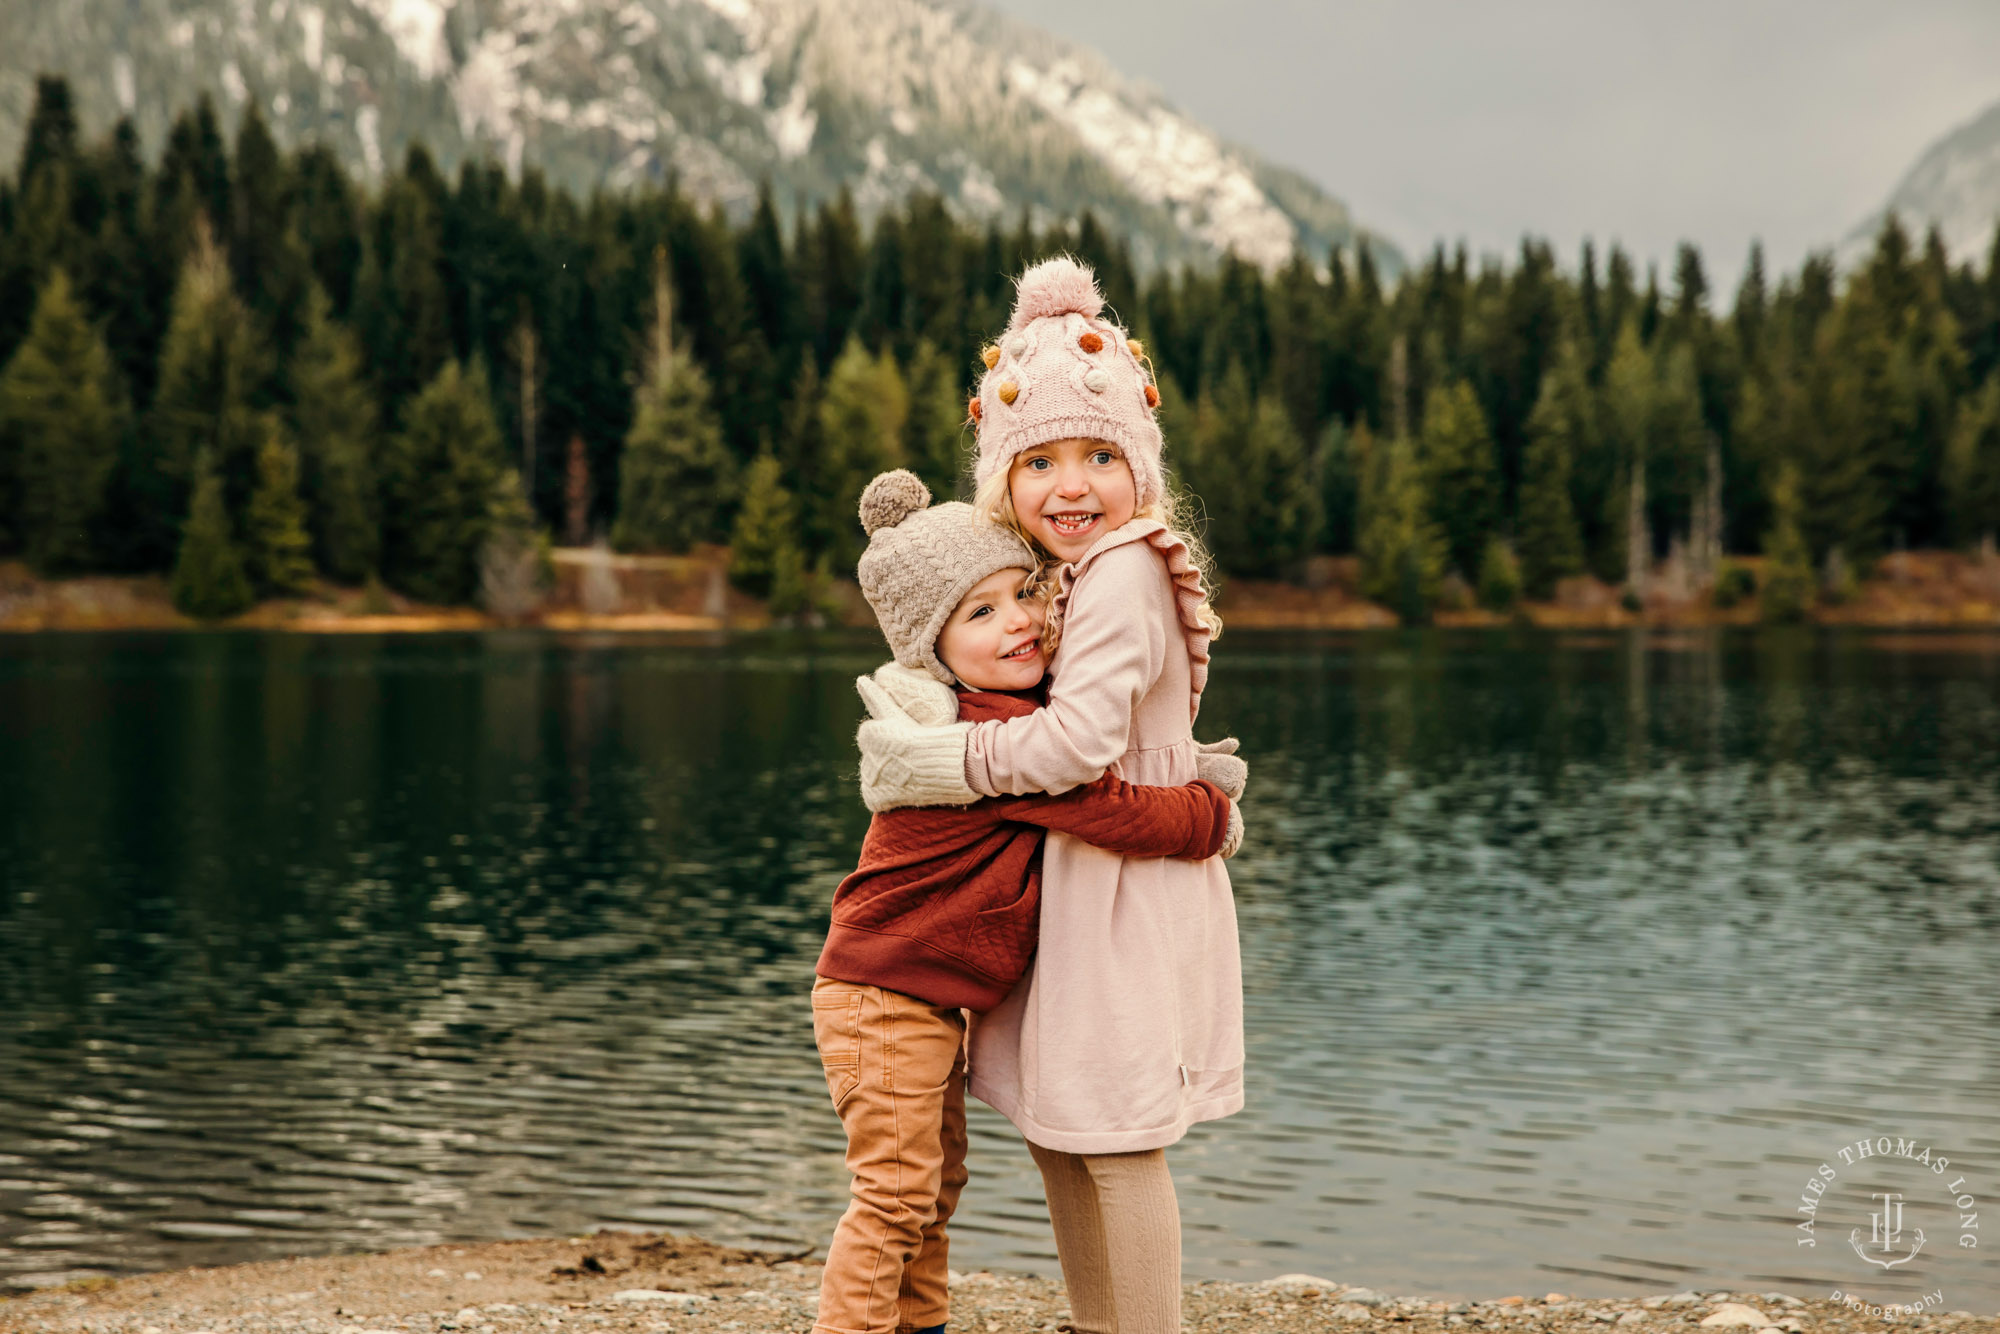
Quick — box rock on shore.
[1,1231,1993,1334]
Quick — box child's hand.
[1219,800,1245,859]
[858,660,960,727]
[854,665,977,812]
[1194,737,1247,800]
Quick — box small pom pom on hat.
[858,468,931,537]
[1006,255,1105,331]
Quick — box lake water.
[2,630,1997,1311]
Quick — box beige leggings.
[1026,1141,1181,1334]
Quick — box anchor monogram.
[1849,1191,1926,1269]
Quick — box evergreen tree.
[1600,323,1654,581]
[353,160,451,410]
[668,203,776,464]
[1476,537,1522,611]
[739,184,798,375]
[1734,242,1769,362]
[816,337,908,569]
[478,468,549,620]
[1314,419,1359,554]
[1516,341,1589,598]
[171,448,254,618]
[289,285,379,581]
[1943,375,2000,548]
[1418,380,1500,577]
[902,340,970,501]
[1357,427,1446,620]
[1798,291,1894,564]
[1269,251,1332,440]
[243,419,315,597]
[612,358,735,552]
[289,144,364,315]
[230,103,312,356]
[797,190,864,374]
[778,360,828,543]
[729,452,801,598]
[1732,359,1805,558]
[82,118,163,404]
[1761,461,1813,623]
[17,75,80,187]
[142,219,263,567]
[0,270,123,572]
[1181,364,1321,577]
[0,77,84,360]
[1649,341,1712,551]
[899,194,974,357]
[613,258,736,553]
[379,360,505,604]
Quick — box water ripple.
[1,630,1996,1308]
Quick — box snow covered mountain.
[1847,96,2000,266]
[0,0,1400,273]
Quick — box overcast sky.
[983,0,2000,285]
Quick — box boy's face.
[1007,437,1138,562]
[936,567,1047,692]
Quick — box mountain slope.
[1847,97,2000,265]
[0,0,1401,273]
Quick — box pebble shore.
[2,1231,1993,1334]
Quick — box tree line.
[4,75,2000,621]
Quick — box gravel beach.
[2,1232,1992,1334]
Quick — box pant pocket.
[811,981,865,1110]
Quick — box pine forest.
[6,76,2000,623]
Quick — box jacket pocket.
[969,883,1041,984]
[811,982,865,1110]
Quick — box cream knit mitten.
[860,660,960,727]
[1194,737,1248,801]
[1219,801,1245,859]
[855,669,977,812]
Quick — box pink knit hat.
[971,257,1166,510]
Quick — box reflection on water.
[1,630,1997,1308]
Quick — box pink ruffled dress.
[961,518,1244,1153]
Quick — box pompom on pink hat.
[970,256,1167,511]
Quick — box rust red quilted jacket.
[816,687,1232,1011]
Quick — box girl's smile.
[1009,437,1137,561]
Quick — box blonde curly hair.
[971,455,1223,660]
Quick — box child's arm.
[964,541,1171,798]
[985,777,1234,860]
[852,541,1178,811]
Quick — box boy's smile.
[936,567,1047,691]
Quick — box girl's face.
[1007,437,1137,562]
[935,567,1048,692]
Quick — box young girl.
[854,257,1247,1334]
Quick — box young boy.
[810,469,1240,1334]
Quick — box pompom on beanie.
[970,256,1167,511]
[855,469,1039,686]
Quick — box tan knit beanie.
[970,256,1166,510]
[855,469,1038,686]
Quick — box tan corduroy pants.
[1026,1141,1182,1334]
[811,976,970,1334]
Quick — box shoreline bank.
[1,1231,1991,1334]
[7,551,2000,636]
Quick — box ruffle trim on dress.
[1049,519,1212,722]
